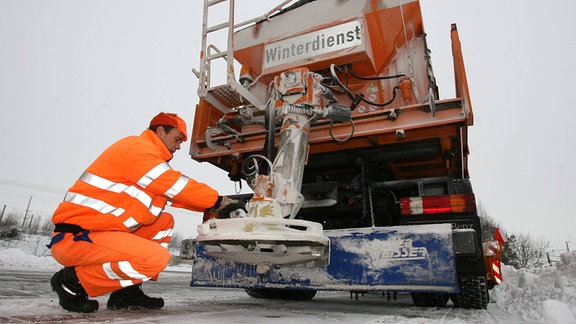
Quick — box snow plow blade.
[188,223,459,293]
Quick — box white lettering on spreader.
[263,20,363,69]
[340,238,429,267]
[391,239,428,260]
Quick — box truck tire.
[453,276,489,309]
[410,292,449,307]
[245,288,317,301]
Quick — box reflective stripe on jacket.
[52,130,219,231]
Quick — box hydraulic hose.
[329,64,400,109]
[264,99,276,162]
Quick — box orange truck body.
[186,0,499,309]
[191,1,472,182]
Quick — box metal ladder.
[193,0,294,112]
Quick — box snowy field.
[1,234,576,323]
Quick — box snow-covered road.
[0,268,522,323]
[2,235,576,323]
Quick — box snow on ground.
[0,234,193,275]
[491,255,576,323]
[1,234,576,323]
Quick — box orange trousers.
[50,212,174,297]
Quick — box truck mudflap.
[190,223,459,294]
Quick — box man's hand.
[207,196,247,219]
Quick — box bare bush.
[168,232,183,252]
[478,202,550,269]
[0,211,20,227]
[478,201,500,241]
[504,233,549,268]
[40,218,55,234]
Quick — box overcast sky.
[1,0,575,250]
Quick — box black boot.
[50,267,99,313]
[107,284,164,310]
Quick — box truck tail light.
[400,193,476,215]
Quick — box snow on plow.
[196,217,330,266]
[189,223,458,294]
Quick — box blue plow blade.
[189,223,458,293]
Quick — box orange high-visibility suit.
[50,129,218,297]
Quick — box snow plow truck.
[180,0,502,309]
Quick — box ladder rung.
[205,51,228,60]
[207,0,227,6]
[207,21,230,33]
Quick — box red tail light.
[400,193,476,215]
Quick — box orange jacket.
[52,130,219,231]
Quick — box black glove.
[207,196,247,219]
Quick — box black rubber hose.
[264,100,276,163]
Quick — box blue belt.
[46,223,93,248]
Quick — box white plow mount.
[196,217,330,267]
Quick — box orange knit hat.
[149,112,188,142]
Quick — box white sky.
[1,0,575,250]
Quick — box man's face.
[158,127,185,154]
